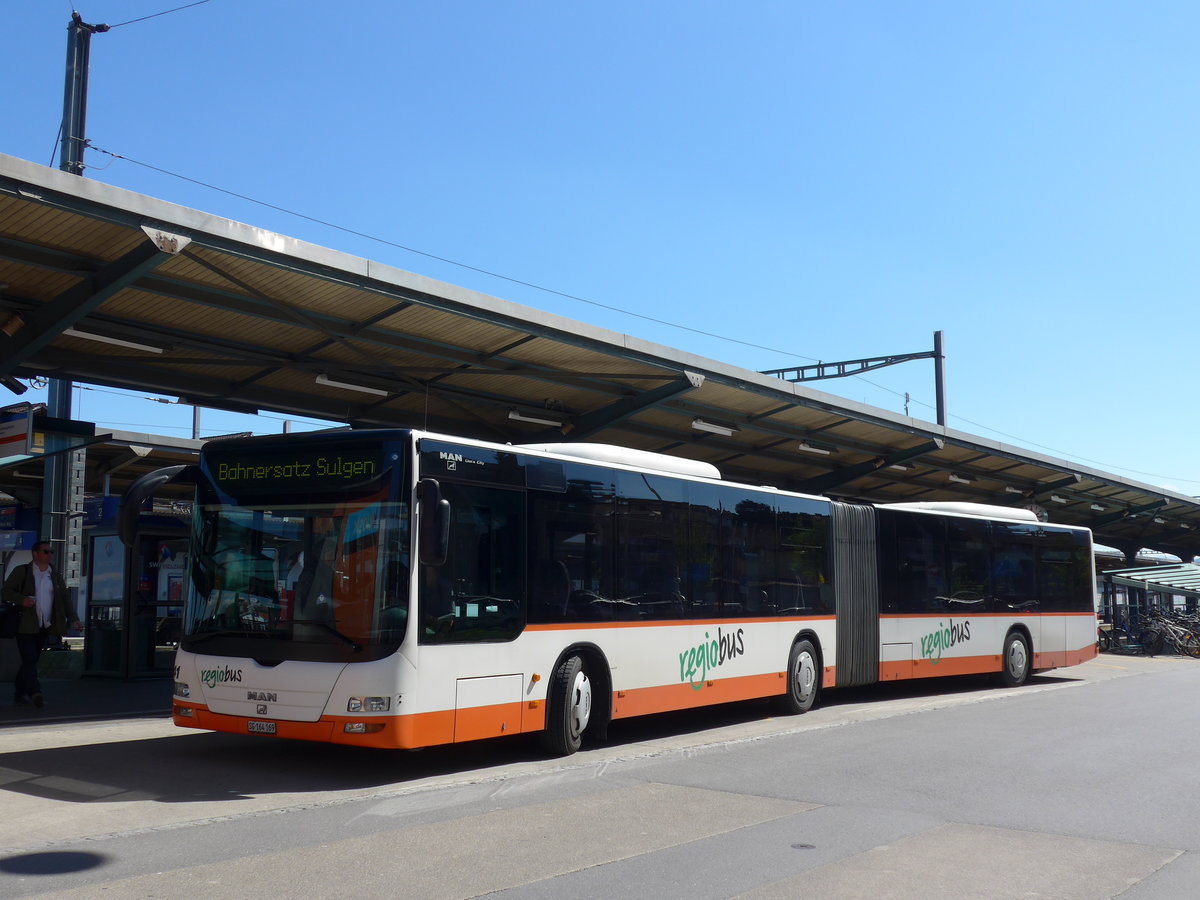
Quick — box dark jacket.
[2,563,74,636]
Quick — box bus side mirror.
[417,478,450,566]
[119,464,199,547]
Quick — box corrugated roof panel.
[0,261,81,303]
[1,196,133,257]
[504,337,675,376]
[378,304,530,349]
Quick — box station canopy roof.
[2,152,1199,561]
[1102,564,1200,599]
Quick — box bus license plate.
[248,720,276,735]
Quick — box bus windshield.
[181,441,409,663]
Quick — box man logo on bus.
[920,619,971,665]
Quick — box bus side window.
[893,512,946,614]
[992,522,1037,611]
[946,520,991,610]
[777,498,832,615]
[1038,528,1091,613]
[419,482,526,643]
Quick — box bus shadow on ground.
[0,673,1081,806]
[600,670,1080,747]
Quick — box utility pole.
[44,12,108,605]
[59,12,109,175]
[933,329,946,427]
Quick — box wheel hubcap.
[794,651,816,702]
[569,670,592,737]
[1008,640,1028,678]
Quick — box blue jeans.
[14,630,46,701]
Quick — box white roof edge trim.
[516,442,722,480]
[877,501,1045,523]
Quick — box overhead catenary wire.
[106,1,214,30]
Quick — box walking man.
[2,540,81,708]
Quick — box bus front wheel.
[541,654,592,756]
[776,639,820,715]
[998,632,1030,687]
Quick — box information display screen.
[205,443,387,497]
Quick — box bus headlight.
[174,682,190,698]
[347,696,390,712]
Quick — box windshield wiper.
[289,619,363,652]
[187,628,279,646]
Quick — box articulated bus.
[122,429,1097,755]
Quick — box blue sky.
[3,2,1198,493]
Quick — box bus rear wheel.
[998,632,1030,687]
[541,654,592,756]
[776,639,819,714]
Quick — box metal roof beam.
[553,372,705,442]
[0,232,101,273]
[795,440,944,495]
[0,232,184,376]
[1092,499,1170,527]
[95,444,152,478]
[1030,474,1083,496]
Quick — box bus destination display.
[208,446,384,494]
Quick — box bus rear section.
[868,502,1097,684]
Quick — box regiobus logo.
[678,627,746,690]
[919,619,972,664]
[200,666,244,689]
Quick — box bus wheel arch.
[540,644,611,756]
[776,632,822,715]
[998,627,1032,687]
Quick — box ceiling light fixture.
[508,409,564,427]
[1050,495,1069,504]
[948,473,972,484]
[315,374,388,396]
[798,442,832,455]
[1004,486,1024,494]
[691,418,737,437]
[1090,504,1104,511]
[63,327,163,354]
[889,464,910,471]
[1154,517,1166,524]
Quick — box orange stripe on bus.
[453,701,526,743]
[610,671,793,719]
[1035,644,1098,669]
[525,615,835,632]
[880,654,1000,680]
[881,612,1098,619]
[878,641,1098,681]
[174,701,546,750]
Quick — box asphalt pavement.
[3,654,1198,899]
